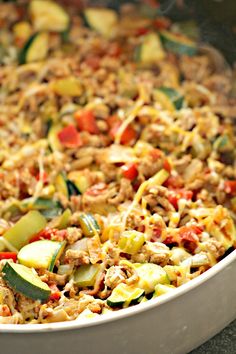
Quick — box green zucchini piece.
[21,197,60,211]
[157,87,184,110]
[107,283,144,308]
[153,284,176,298]
[19,32,49,65]
[66,180,81,196]
[2,262,50,302]
[160,30,197,56]
[0,211,46,251]
[118,231,145,255]
[41,207,63,220]
[55,173,81,197]
[50,77,83,97]
[18,240,66,271]
[55,173,68,198]
[134,263,169,294]
[73,264,101,287]
[83,8,118,38]
[30,0,70,32]
[78,213,100,237]
[135,32,165,63]
[55,208,72,230]
[48,124,63,152]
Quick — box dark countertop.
[191,320,236,354]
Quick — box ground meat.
[180,55,212,82]
[16,294,40,321]
[64,249,90,266]
[203,239,225,259]
[131,242,170,266]
[138,155,164,179]
[108,179,133,205]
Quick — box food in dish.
[0,0,235,324]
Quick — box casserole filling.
[0,0,235,324]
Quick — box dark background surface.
[191,320,236,354]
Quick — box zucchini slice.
[135,32,165,63]
[78,213,100,237]
[83,8,118,38]
[30,0,70,32]
[73,264,101,287]
[50,77,83,97]
[153,284,176,298]
[160,30,197,56]
[153,87,184,111]
[48,124,63,152]
[107,283,144,308]
[55,173,81,198]
[21,197,60,211]
[18,240,66,271]
[2,262,51,302]
[118,231,145,255]
[19,32,49,65]
[0,211,46,251]
[134,263,169,294]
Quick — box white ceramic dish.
[1,249,236,354]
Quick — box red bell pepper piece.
[136,27,150,36]
[153,17,171,30]
[58,125,82,148]
[163,158,171,173]
[121,163,138,181]
[29,228,58,243]
[49,284,61,301]
[84,56,101,70]
[75,110,99,134]
[0,252,17,262]
[168,189,193,210]
[109,122,137,145]
[224,181,236,195]
[35,171,48,183]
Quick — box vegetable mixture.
[0,0,236,324]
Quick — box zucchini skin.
[160,30,197,56]
[2,262,50,302]
[18,32,38,65]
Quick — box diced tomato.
[153,17,171,30]
[35,171,48,183]
[49,284,61,301]
[224,181,236,195]
[163,158,171,173]
[121,163,138,181]
[75,110,99,135]
[109,122,137,145]
[108,43,122,57]
[164,175,184,189]
[150,148,163,160]
[179,225,202,252]
[84,56,101,70]
[150,227,162,242]
[58,125,82,148]
[0,252,17,262]
[86,183,107,197]
[163,235,178,247]
[168,189,193,210]
[29,228,58,243]
[135,27,150,36]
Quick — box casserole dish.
[1,249,236,354]
[0,0,236,353]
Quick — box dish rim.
[1,249,236,334]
